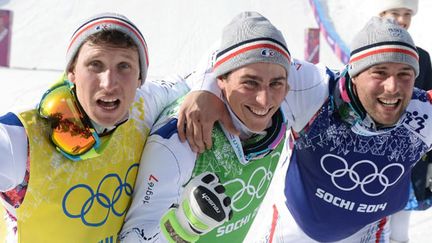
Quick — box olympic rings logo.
[224,166,273,212]
[320,154,404,197]
[62,163,139,227]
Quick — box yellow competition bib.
[14,107,147,243]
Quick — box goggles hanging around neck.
[37,78,101,161]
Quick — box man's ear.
[285,83,290,96]
[350,75,356,85]
[67,71,76,84]
[137,78,142,88]
[217,77,225,90]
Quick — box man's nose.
[99,69,118,91]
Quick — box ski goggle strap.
[37,78,101,161]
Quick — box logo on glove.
[194,185,226,222]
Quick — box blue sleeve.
[0,112,23,127]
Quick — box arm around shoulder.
[0,114,28,192]
[285,60,330,132]
[135,75,190,128]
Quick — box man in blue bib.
[179,16,432,242]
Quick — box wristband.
[160,208,199,243]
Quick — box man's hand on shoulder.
[177,91,238,153]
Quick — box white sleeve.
[0,122,28,192]
[186,56,330,127]
[283,59,330,132]
[187,41,222,98]
[120,133,196,242]
[136,74,190,128]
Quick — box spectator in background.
[378,1,432,242]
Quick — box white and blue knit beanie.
[348,16,419,78]
[213,11,291,77]
[65,13,149,83]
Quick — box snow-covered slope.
[1,0,430,91]
[1,0,317,77]
[2,0,430,76]
[0,0,318,112]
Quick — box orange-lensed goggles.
[37,79,101,161]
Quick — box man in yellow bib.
[0,13,190,242]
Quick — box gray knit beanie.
[348,16,419,78]
[65,13,149,83]
[213,11,291,77]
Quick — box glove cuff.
[160,208,200,243]
[180,199,211,232]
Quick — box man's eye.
[244,80,257,87]
[119,62,131,69]
[372,71,385,76]
[399,72,414,79]
[88,61,102,70]
[270,82,284,88]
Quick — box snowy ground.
[410,209,432,242]
[0,0,431,241]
